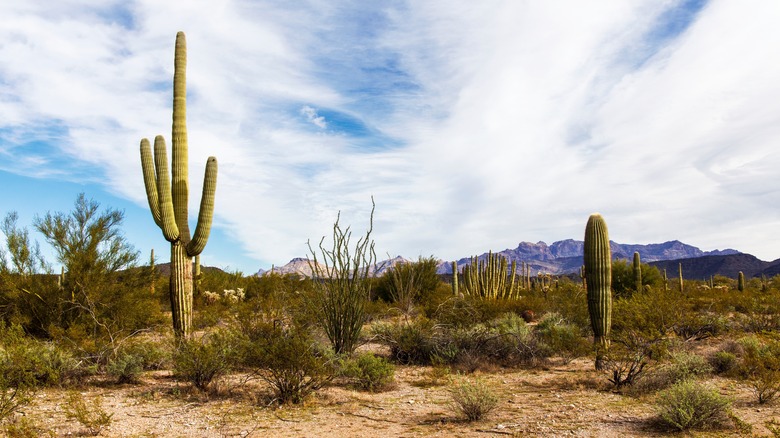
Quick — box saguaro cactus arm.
[140,138,161,227]
[187,157,218,256]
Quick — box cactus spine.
[584,213,611,368]
[738,271,745,292]
[633,252,642,292]
[140,32,218,339]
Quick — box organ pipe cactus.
[584,213,611,369]
[633,251,642,292]
[461,251,517,299]
[140,32,218,338]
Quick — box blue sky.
[1,0,779,274]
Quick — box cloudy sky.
[1,0,779,273]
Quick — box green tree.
[374,256,440,312]
[33,194,161,359]
[612,259,664,298]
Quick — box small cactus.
[738,271,745,292]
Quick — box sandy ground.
[10,353,780,438]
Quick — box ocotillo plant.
[738,271,745,292]
[461,251,517,299]
[633,252,642,292]
[140,32,218,338]
[584,213,611,369]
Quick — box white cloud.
[300,105,327,129]
[1,0,779,270]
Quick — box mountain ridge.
[261,239,754,278]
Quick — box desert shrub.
[534,313,590,363]
[448,377,499,421]
[4,416,54,437]
[61,392,113,436]
[372,318,437,365]
[374,256,440,312]
[673,312,730,341]
[486,313,537,362]
[708,351,738,375]
[602,332,660,389]
[612,289,685,351]
[244,323,335,404]
[736,337,780,404]
[634,351,712,394]
[339,352,395,392]
[655,380,731,431]
[106,352,144,384]
[118,338,170,371]
[430,297,483,328]
[173,331,236,391]
[0,325,81,387]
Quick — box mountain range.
[259,239,780,279]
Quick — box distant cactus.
[584,213,611,369]
[633,252,642,292]
[679,263,684,293]
[738,271,745,292]
[139,32,218,338]
[452,261,459,296]
[663,269,668,292]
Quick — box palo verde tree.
[140,32,218,338]
[33,194,159,355]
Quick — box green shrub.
[4,416,54,438]
[448,377,499,421]
[372,319,436,365]
[709,351,738,375]
[633,351,711,394]
[62,392,113,436]
[339,353,395,392]
[243,323,334,404]
[106,352,144,384]
[534,313,590,363]
[172,331,235,391]
[737,338,780,404]
[655,380,731,431]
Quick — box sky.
[1,0,779,274]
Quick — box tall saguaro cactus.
[140,32,218,338]
[584,213,611,369]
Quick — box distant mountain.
[651,254,780,280]
[440,240,740,275]
[264,239,745,278]
[258,255,411,278]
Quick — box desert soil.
[13,349,780,438]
